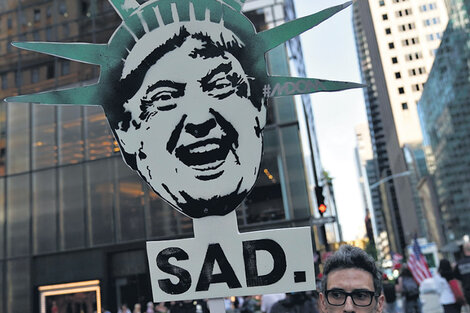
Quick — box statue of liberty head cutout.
[6,0,361,219]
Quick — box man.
[109,22,267,219]
[319,245,385,313]
[455,241,470,304]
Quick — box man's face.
[319,268,384,313]
[115,37,266,218]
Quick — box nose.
[185,118,217,138]
[343,295,355,312]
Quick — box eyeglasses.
[325,289,377,307]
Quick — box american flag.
[407,238,432,284]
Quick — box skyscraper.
[352,0,448,253]
[419,0,470,246]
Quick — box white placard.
[147,212,315,301]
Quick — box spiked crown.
[5,0,361,106]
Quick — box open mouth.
[174,137,232,171]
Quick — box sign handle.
[207,298,226,313]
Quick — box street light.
[369,171,411,190]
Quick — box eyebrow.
[199,62,233,91]
[146,80,186,95]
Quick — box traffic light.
[315,186,327,216]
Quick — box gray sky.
[293,0,369,241]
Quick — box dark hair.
[400,266,412,278]
[438,259,454,281]
[321,245,383,295]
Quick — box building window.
[6,38,11,53]
[15,71,22,88]
[33,30,41,41]
[1,73,7,90]
[47,63,55,79]
[31,68,39,83]
[398,87,405,94]
[62,23,70,38]
[59,2,67,15]
[385,28,391,34]
[34,9,41,22]
[379,0,385,6]
[392,57,398,64]
[401,102,408,110]
[46,27,53,41]
[412,84,420,92]
[61,61,70,76]
[46,6,52,18]
[382,14,388,20]
[389,42,395,49]
[395,72,401,79]
[7,18,12,29]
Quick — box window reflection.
[7,259,31,312]
[85,106,115,161]
[117,162,145,242]
[7,174,30,257]
[242,129,285,225]
[147,186,180,238]
[33,169,57,254]
[87,159,115,246]
[7,102,30,174]
[281,126,310,218]
[59,164,86,250]
[59,106,84,165]
[32,105,57,170]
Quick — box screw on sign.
[5,0,362,312]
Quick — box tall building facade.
[352,0,448,254]
[354,123,389,261]
[419,0,470,246]
[0,0,322,312]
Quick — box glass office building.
[419,0,470,244]
[0,0,319,312]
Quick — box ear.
[319,292,328,313]
[376,294,385,313]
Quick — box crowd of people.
[107,242,470,313]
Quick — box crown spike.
[257,1,352,52]
[109,0,139,20]
[12,42,109,65]
[5,85,101,105]
[266,76,365,97]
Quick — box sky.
[292,0,369,241]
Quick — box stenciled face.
[115,37,266,218]
[319,268,384,313]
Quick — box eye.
[353,291,369,300]
[330,291,344,299]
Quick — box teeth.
[190,143,219,153]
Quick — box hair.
[103,25,266,170]
[321,245,383,295]
[400,266,412,278]
[438,259,454,281]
